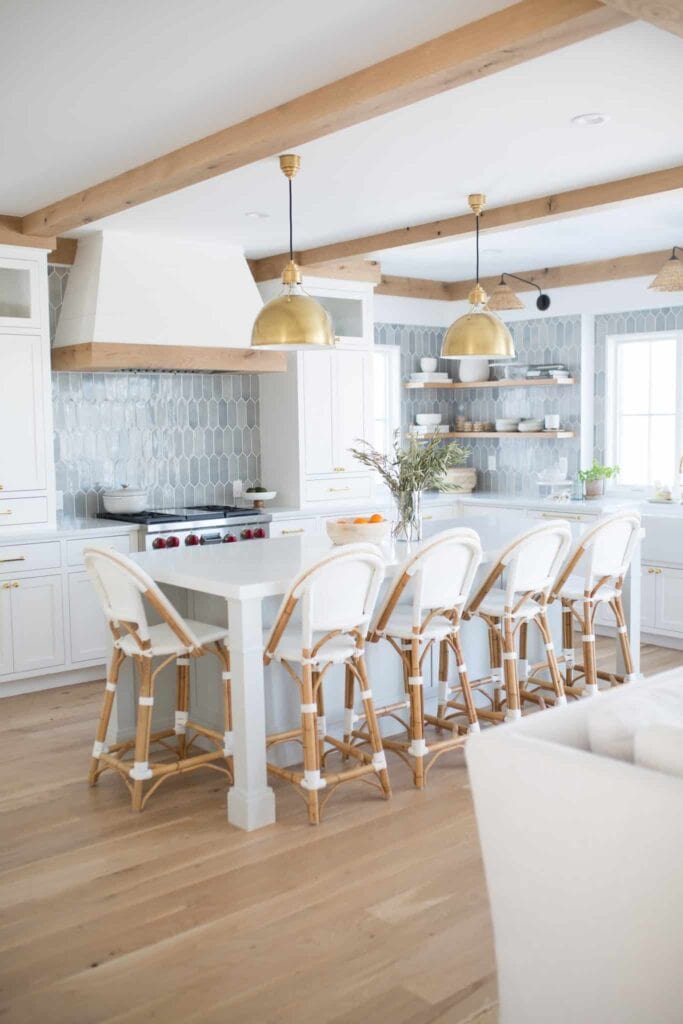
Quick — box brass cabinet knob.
[281,527,305,535]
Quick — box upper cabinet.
[259,277,375,508]
[0,246,55,528]
[0,256,42,330]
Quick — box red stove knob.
[185,533,200,546]
[223,533,237,543]
[253,527,265,539]
[152,537,167,549]
[166,535,180,548]
[241,528,254,540]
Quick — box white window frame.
[605,329,683,494]
[371,344,401,495]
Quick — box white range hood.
[52,230,283,373]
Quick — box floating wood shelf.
[404,377,575,390]
[51,342,287,374]
[411,430,575,440]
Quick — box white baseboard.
[1,665,104,698]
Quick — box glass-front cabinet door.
[0,257,40,329]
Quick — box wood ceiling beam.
[0,215,55,251]
[600,1,683,38]
[253,163,683,275]
[48,238,78,265]
[249,256,382,285]
[375,249,669,300]
[20,0,627,238]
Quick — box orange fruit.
[369,513,384,523]
[354,516,370,524]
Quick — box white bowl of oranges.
[326,512,391,546]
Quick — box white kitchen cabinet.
[0,587,12,675]
[0,333,47,492]
[6,574,64,674]
[259,277,375,509]
[0,245,54,530]
[68,571,108,663]
[654,566,683,637]
[641,564,657,631]
[0,255,41,329]
[269,516,320,538]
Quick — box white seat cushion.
[559,575,617,603]
[117,620,229,657]
[379,607,454,641]
[266,626,358,665]
[635,723,683,778]
[475,589,541,620]
[587,678,683,762]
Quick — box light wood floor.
[1,640,681,1024]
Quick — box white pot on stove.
[102,485,148,514]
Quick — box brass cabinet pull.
[0,556,25,563]
[1,581,18,589]
[333,467,346,473]
[0,510,12,516]
[11,581,19,588]
[647,567,662,575]
[281,527,305,535]
[327,486,352,493]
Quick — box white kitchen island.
[106,508,642,830]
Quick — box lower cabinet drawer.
[0,496,48,528]
[270,517,319,538]
[66,532,133,567]
[0,540,61,574]
[421,504,458,523]
[305,475,372,503]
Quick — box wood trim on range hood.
[51,342,286,373]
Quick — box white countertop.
[0,515,138,545]
[133,508,592,601]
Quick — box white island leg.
[226,595,276,830]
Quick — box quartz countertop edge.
[0,516,139,545]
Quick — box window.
[372,345,401,456]
[607,331,683,488]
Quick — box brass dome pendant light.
[441,194,515,359]
[251,154,335,349]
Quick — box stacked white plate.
[518,419,544,432]
[409,424,450,435]
[410,372,450,382]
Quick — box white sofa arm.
[466,678,683,1024]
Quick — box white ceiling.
[1,3,682,281]
[0,0,508,212]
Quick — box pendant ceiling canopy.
[441,194,515,360]
[251,155,335,350]
[648,246,683,292]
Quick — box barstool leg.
[216,641,233,772]
[408,635,426,788]
[562,601,575,687]
[342,663,355,760]
[450,631,479,732]
[356,656,391,798]
[489,623,503,713]
[300,655,322,825]
[89,647,125,786]
[536,611,566,706]
[612,594,636,683]
[502,614,521,721]
[175,656,190,759]
[581,596,598,697]
[315,674,326,765]
[518,620,529,690]
[437,639,449,722]
[131,657,155,812]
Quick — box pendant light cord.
[475,213,480,284]
[288,178,294,261]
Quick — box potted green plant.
[350,433,467,541]
[578,460,619,499]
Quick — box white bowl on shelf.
[420,357,438,372]
[415,413,442,426]
[326,518,391,546]
[495,418,520,432]
[518,419,544,432]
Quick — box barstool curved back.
[499,521,573,606]
[553,510,642,594]
[85,545,197,652]
[265,543,386,662]
[373,527,483,636]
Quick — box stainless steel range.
[97,505,272,551]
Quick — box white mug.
[420,357,438,372]
[544,414,560,430]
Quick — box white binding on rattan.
[92,740,108,757]
[408,676,423,686]
[223,731,234,756]
[583,683,599,697]
[372,751,388,771]
[300,703,317,714]
[301,770,327,791]
[617,625,628,635]
[221,671,231,680]
[317,715,327,738]
[344,708,358,732]
[505,709,522,722]
[105,681,116,692]
[503,652,517,661]
[174,710,188,734]
[176,657,189,666]
[129,761,153,781]
[583,635,595,643]
[408,739,429,757]
[138,696,154,706]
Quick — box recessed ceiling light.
[245,210,269,219]
[571,112,609,127]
